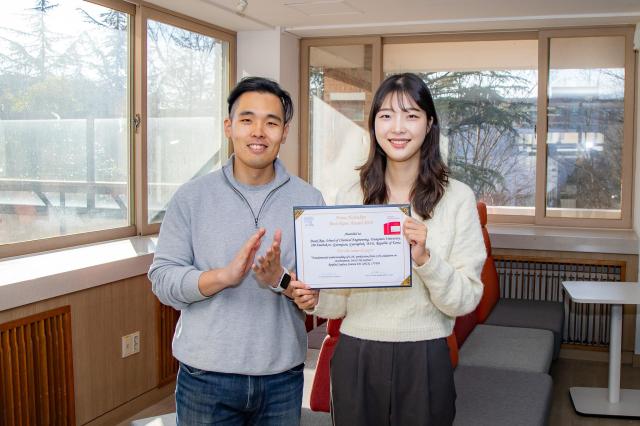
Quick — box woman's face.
[374,91,430,165]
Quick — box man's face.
[224,91,289,174]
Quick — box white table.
[562,281,640,417]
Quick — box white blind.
[384,40,538,72]
[550,36,625,69]
[310,45,366,68]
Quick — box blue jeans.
[176,362,304,425]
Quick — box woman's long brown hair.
[359,73,449,219]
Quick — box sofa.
[474,203,564,359]
[308,202,564,426]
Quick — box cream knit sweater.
[310,178,486,342]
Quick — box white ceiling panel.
[145,0,640,36]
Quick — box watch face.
[280,273,292,290]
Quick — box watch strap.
[268,267,289,293]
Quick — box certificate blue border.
[292,204,413,289]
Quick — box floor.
[548,358,640,425]
[118,349,321,426]
[121,345,640,426]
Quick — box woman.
[291,73,486,426]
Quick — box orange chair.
[309,318,342,412]
[476,202,564,358]
[474,202,500,323]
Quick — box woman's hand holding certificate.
[403,216,430,266]
[293,205,413,289]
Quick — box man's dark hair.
[227,77,294,124]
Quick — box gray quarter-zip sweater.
[149,156,324,375]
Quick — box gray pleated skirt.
[330,334,456,426]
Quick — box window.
[146,18,229,223]
[0,1,235,257]
[302,28,634,227]
[385,39,538,218]
[0,0,131,246]
[544,35,627,221]
[301,38,381,204]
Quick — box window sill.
[0,236,157,312]
[488,224,638,255]
[1,225,638,313]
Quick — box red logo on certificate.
[383,221,401,235]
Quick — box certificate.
[293,205,412,289]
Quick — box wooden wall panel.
[0,275,158,425]
[158,303,180,385]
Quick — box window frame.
[0,0,236,258]
[299,36,382,182]
[384,32,539,225]
[135,4,236,236]
[299,26,636,229]
[535,27,635,229]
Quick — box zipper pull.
[255,218,259,228]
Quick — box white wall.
[279,31,300,176]
[237,30,281,81]
[236,28,300,175]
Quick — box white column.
[237,28,300,176]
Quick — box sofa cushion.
[302,408,332,426]
[458,325,554,373]
[485,298,564,359]
[454,366,553,426]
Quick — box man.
[149,77,324,425]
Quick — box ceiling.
[146,0,640,37]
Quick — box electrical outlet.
[132,331,140,354]
[121,331,141,358]
[121,334,132,358]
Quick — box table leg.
[570,302,640,417]
[609,304,622,403]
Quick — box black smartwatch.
[279,271,292,290]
